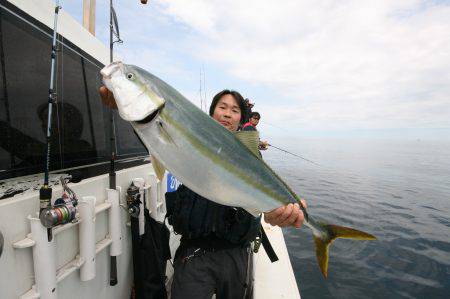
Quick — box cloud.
[64,1,450,133]
[150,0,450,131]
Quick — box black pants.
[171,246,251,299]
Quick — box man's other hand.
[264,199,307,228]
[259,141,269,150]
[99,86,117,109]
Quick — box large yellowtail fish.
[101,62,376,277]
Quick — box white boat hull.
[0,164,179,299]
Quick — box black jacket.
[165,185,261,247]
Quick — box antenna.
[198,65,207,112]
[199,68,203,111]
[203,64,207,111]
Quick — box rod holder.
[132,178,145,235]
[29,216,57,299]
[78,196,96,281]
[107,188,122,257]
[148,174,158,219]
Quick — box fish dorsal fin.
[234,131,260,157]
[150,155,166,181]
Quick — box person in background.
[243,98,254,123]
[242,112,268,151]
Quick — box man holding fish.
[99,62,375,298]
[99,84,306,298]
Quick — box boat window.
[0,6,62,179]
[0,4,146,180]
[114,110,148,158]
[58,43,107,169]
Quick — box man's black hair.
[249,112,260,119]
[209,89,247,123]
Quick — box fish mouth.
[100,61,166,122]
[100,61,156,121]
[100,61,123,79]
[135,108,160,124]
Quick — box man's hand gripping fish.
[100,61,376,278]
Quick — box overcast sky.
[65,0,450,139]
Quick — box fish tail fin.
[313,224,376,278]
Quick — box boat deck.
[253,219,300,299]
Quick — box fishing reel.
[39,177,78,228]
[126,183,141,218]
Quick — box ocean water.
[262,137,450,299]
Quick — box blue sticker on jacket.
[166,173,181,192]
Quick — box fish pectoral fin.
[156,120,177,146]
[234,131,260,157]
[150,155,166,181]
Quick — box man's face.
[212,94,241,132]
[250,115,260,126]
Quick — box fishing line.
[267,144,320,166]
[259,120,288,131]
[258,120,320,166]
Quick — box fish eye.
[126,72,135,80]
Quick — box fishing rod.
[258,120,320,166]
[126,183,144,297]
[267,144,320,166]
[39,0,61,242]
[108,0,122,286]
